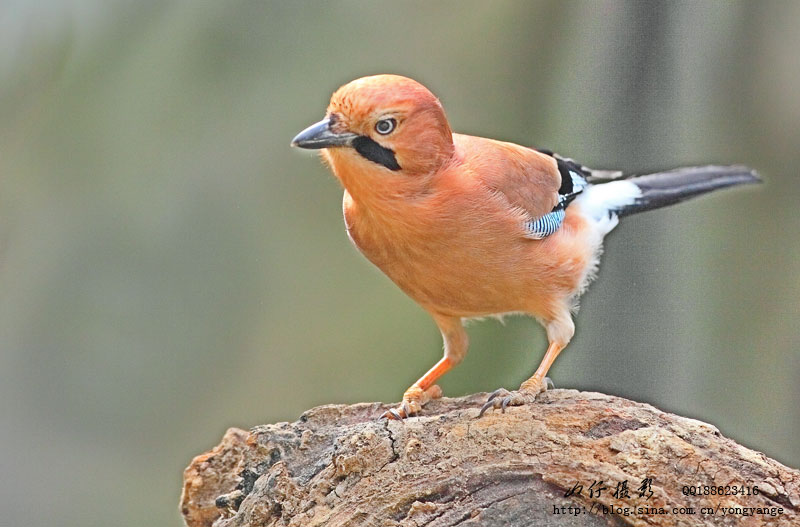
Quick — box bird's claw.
[380,400,417,420]
[479,388,513,416]
[478,389,534,416]
[380,384,442,420]
[381,407,406,420]
[478,377,554,417]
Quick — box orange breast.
[343,186,598,320]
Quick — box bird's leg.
[382,315,467,420]
[480,311,573,416]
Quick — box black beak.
[291,118,358,149]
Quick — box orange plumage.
[291,74,759,419]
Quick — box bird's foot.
[478,376,553,417]
[381,385,443,420]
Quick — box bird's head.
[291,75,454,178]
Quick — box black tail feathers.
[615,165,760,217]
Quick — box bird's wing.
[534,147,624,183]
[454,135,589,239]
[456,134,561,218]
[521,157,588,239]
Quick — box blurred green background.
[1,1,798,526]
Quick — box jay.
[291,74,759,419]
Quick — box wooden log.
[181,390,799,526]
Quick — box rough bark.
[181,390,799,526]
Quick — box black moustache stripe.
[352,136,401,171]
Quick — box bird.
[290,74,760,420]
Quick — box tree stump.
[180,390,799,526]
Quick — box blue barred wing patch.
[523,171,587,239]
[524,209,565,239]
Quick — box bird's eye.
[375,118,396,135]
